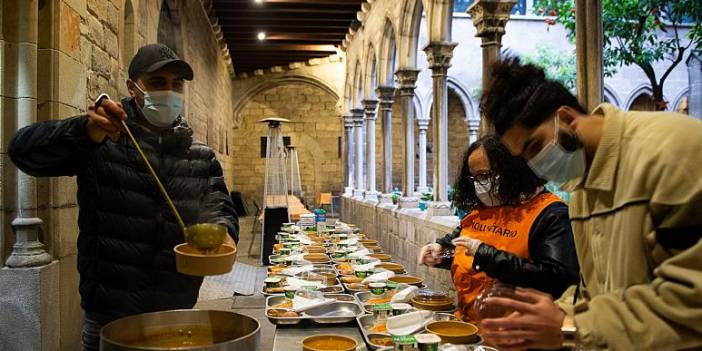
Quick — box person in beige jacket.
[475,56,702,351]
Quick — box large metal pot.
[100,310,260,351]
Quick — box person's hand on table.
[418,243,443,266]
[480,287,566,351]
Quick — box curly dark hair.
[480,55,586,136]
[452,136,546,211]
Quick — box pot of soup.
[100,310,260,351]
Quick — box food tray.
[265,294,364,325]
[261,277,344,296]
[354,290,447,313]
[357,312,481,350]
[269,264,338,277]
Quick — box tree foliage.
[522,44,577,92]
[534,0,702,110]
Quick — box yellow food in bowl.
[302,335,358,351]
[425,321,479,344]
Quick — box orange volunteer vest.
[451,192,562,322]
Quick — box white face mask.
[134,84,183,128]
[528,116,586,183]
[474,178,501,207]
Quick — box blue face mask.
[134,84,183,128]
[527,116,586,183]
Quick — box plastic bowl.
[174,243,236,276]
[301,334,357,351]
[425,320,479,344]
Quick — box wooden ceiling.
[211,0,363,75]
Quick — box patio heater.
[260,117,291,265]
[287,145,304,202]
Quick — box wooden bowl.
[376,262,405,274]
[368,253,392,262]
[303,253,330,263]
[425,321,479,344]
[174,243,236,276]
[305,245,327,254]
[388,275,423,287]
[302,334,357,351]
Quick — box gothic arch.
[625,84,655,111]
[233,75,340,125]
[603,84,621,108]
[353,60,364,108]
[423,78,476,123]
[670,87,690,113]
[397,0,424,69]
[379,16,399,86]
[364,43,379,99]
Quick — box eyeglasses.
[468,173,494,185]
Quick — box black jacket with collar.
[436,199,579,299]
[8,98,239,319]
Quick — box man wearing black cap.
[8,43,239,351]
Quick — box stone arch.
[379,16,399,86]
[353,60,364,108]
[233,75,340,126]
[364,43,379,99]
[670,87,690,113]
[397,0,424,69]
[120,0,136,67]
[603,84,621,108]
[157,0,183,55]
[625,84,658,111]
[424,0,454,42]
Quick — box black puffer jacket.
[8,98,239,320]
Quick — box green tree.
[534,0,702,110]
[522,44,577,92]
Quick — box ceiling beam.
[215,0,363,4]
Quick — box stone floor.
[193,215,277,350]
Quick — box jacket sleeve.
[563,163,702,350]
[7,116,97,177]
[433,225,462,270]
[472,202,580,298]
[198,156,240,244]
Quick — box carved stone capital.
[417,118,430,131]
[468,0,517,45]
[395,69,420,95]
[351,108,365,125]
[343,113,355,128]
[423,42,458,72]
[362,99,379,120]
[375,86,396,109]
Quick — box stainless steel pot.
[100,310,260,351]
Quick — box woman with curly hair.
[418,136,579,322]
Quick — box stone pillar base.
[364,191,380,203]
[353,189,365,200]
[398,196,419,209]
[379,194,394,205]
[343,187,354,197]
[0,261,60,350]
[427,201,452,217]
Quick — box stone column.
[5,0,52,268]
[376,86,396,195]
[363,99,380,202]
[575,0,603,112]
[343,113,355,197]
[468,0,516,135]
[352,108,366,199]
[424,42,457,217]
[687,51,702,119]
[395,69,421,209]
[468,119,480,145]
[416,118,430,194]
[0,1,58,350]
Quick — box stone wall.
[1,1,239,349]
[447,91,469,187]
[232,83,343,207]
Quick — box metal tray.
[261,276,344,296]
[357,312,476,350]
[265,294,364,325]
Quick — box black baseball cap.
[128,43,194,81]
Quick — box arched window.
[158,0,181,55]
[121,0,135,67]
[629,93,655,111]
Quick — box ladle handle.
[120,119,186,234]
